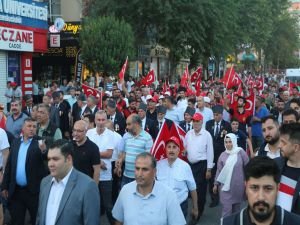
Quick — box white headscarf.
[217,133,243,191]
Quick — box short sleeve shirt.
[73,138,100,178]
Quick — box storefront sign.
[50,34,60,47]
[0,0,48,29]
[0,26,33,51]
[49,22,82,35]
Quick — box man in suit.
[22,94,34,117]
[36,139,100,225]
[205,105,231,208]
[179,106,196,132]
[138,103,158,139]
[87,95,98,115]
[43,95,60,128]
[52,91,71,139]
[156,105,167,131]
[2,117,48,225]
[106,99,126,136]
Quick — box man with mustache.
[221,156,300,224]
[276,123,300,215]
[256,115,281,159]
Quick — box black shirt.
[73,137,100,178]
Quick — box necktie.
[28,107,31,114]
[215,122,219,137]
[159,122,162,129]
[188,123,191,131]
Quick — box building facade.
[0,0,48,107]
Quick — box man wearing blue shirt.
[112,152,186,225]
[2,118,48,225]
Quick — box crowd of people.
[0,72,299,225]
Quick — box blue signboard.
[0,0,48,30]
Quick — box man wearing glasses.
[72,120,100,184]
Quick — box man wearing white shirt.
[87,110,114,225]
[184,112,214,221]
[36,139,100,225]
[165,96,181,124]
[196,96,213,127]
[157,136,198,220]
[105,120,123,203]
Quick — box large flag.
[195,77,202,96]
[245,92,255,115]
[180,65,189,88]
[191,66,202,82]
[82,84,99,97]
[141,69,155,86]
[246,75,255,89]
[151,119,186,161]
[222,67,241,89]
[255,76,264,91]
[118,57,128,80]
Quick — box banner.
[74,49,84,84]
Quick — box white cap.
[203,96,211,103]
[164,91,171,96]
[159,95,165,99]
[146,94,152,101]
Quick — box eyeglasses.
[72,129,85,133]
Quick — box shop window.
[7,52,20,85]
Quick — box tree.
[264,12,300,69]
[80,16,135,75]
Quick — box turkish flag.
[150,119,186,161]
[162,80,170,93]
[141,69,155,86]
[256,76,264,90]
[222,67,241,89]
[195,77,202,96]
[118,57,128,80]
[244,93,255,115]
[180,65,189,88]
[191,66,202,82]
[236,83,243,96]
[82,84,99,97]
[246,75,255,89]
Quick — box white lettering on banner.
[25,59,30,67]
[24,77,32,81]
[0,26,33,52]
[24,69,32,74]
[25,91,32,95]
[0,0,47,21]
[24,83,32,88]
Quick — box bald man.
[72,120,100,184]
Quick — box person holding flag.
[157,136,198,221]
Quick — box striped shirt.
[120,130,153,178]
[277,166,300,212]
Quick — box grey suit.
[36,168,100,225]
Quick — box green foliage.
[86,0,299,71]
[80,16,135,75]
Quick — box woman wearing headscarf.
[213,133,249,217]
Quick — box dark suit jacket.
[2,137,48,198]
[50,105,60,128]
[22,106,33,117]
[36,169,100,225]
[179,120,193,133]
[110,111,126,136]
[57,100,71,133]
[144,118,158,139]
[206,119,231,163]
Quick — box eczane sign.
[0,26,33,51]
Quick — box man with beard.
[229,96,252,139]
[113,88,126,113]
[123,97,137,119]
[256,115,281,159]
[270,98,285,124]
[221,156,300,224]
[276,123,300,215]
